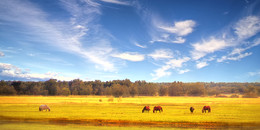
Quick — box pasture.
[0,96,260,129]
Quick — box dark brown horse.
[202,106,211,113]
[153,106,163,113]
[190,107,195,113]
[142,106,150,113]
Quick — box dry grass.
[0,96,260,129]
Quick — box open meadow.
[0,96,260,129]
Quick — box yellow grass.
[0,96,260,129]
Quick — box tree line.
[0,79,259,97]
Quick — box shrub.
[108,97,114,102]
[215,94,228,98]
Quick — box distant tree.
[187,83,205,96]
[168,83,183,96]
[104,87,112,96]
[243,86,258,98]
[207,87,220,96]
[92,80,104,95]
[44,79,58,95]
[11,81,22,93]
[61,87,70,96]
[84,84,93,95]
[111,83,124,97]
[159,85,168,96]
[129,84,138,97]
[0,81,16,95]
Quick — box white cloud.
[112,52,145,62]
[100,0,130,5]
[147,14,195,44]
[0,63,76,81]
[148,49,173,60]
[234,16,260,40]
[196,61,208,69]
[151,57,190,80]
[172,37,186,43]
[178,69,190,74]
[191,38,229,60]
[158,20,196,36]
[167,57,190,69]
[151,65,171,80]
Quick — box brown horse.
[190,107,195,113]
[142,106,150,113]
[153,106,163,113]
[202,106,211,113]
[39,104,50,111]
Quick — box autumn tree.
[44,79,58,95]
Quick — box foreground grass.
[0,96,260,129]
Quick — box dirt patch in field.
[0,116,259,129]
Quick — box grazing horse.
[190,107,195,113]
[39,104,50,111]
[153,106,163,113]
[142,106,150,113]
[202,106,211,113]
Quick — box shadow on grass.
[0,115,259,129]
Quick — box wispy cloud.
[0,0,118,71]
[217,35,260,63]
[133,3,195,44]
[234,16,260,40]
[217,52,252,62]
[151,57,190,80]
[134,42,147,48]
[148,49,173,60]
[99,0,131,6]
[158,20,196,36]
[150,19,196,44]
[248,70,260,76]
[0,63,76,81]
[191,38,229,60]
[166,57,190,69]
[151,65,171,80]
[112,52,145,62]
[190,14,260,63]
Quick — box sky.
[0,0,260,82]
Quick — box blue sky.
[0,0,260,82]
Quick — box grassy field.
[0,96,260,129]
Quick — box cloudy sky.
[0,0,260,82]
